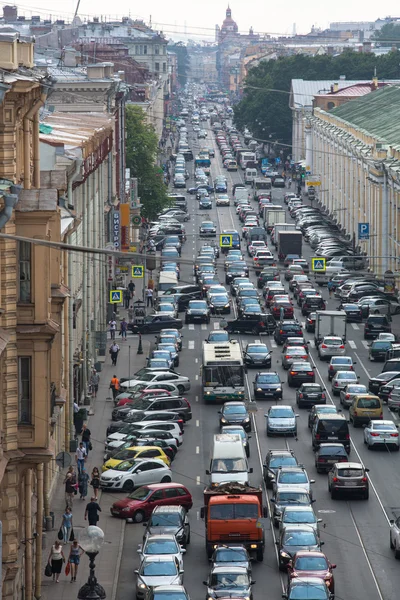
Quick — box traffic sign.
[358,223,370,240]
[110,290,122,303]
[132,215,141,226]
[306,180,321,186]
[311,258,326,272]
[219,234,232,248]
[132,265,144,278]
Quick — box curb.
[111,519,126,600]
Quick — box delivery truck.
[264,209,286,234]
[314,310,347,345]
[278,231,302,261]
[272,223,296,248]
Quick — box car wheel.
[133,510,145,523]
[177,385,185,395]
[161,475,172,483]
[123,479,134,493]
[142,326,150,334]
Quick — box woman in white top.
[47,540,65,582]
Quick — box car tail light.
[379,412,383,419]
[318,458,326,462]
[362,477,368,482]
[315,434,320,440]
[391,433,399,437]
[346,434,350,440]
[370,432,380,437]
[350,366,354,370]
[353,410,357,417]
[345,394,350,399]
[285,355,290,359]
[321,393,326,399]
[280,330,284,334]
[299,393,303,398]
[308,372,314,376]
[321,344,327,349]
[183,398,191,408]
[332,477,338,482]
[290,371,296,375]
[329,366,334,371]
[339,345,345,349]
[254,257,258,261]
[335,382,339,387]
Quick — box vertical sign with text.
[113,210,120,250]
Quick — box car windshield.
[357,398,380,408]
[208,333,229,342]
[114,460,137,472]
[145,540,179,554]
[292,364,312,371]
[373,423,396,431]
[153,593,187,600]
[289,583,327,600]
[346,385,366,393]
[269,456,297,468]
[278,492,309,504]
[211,458,248,473]
[302,385,321,392]
[332,358,351,364]
[373,342,392,349]
[224,405,246,415]
[319,446,347,456]
[214,548,247,562]
[248,345,268,353]
[279,472,307,484]
[189,302,207,309]
[210,573,249,588]
[294,556,328,571]
[269,408,293,418]
[141,561,178,576]
[128,487,151,500]
[257,374,280,383]
[324,338,342,345]
[209,504,258,520]
[149,513,181,526]
[337,372,357,380]
[284,511,316,524]
[283,531,317,546]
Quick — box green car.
[368,340,392,362]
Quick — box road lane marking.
[201,323,207,330]
[351,323,360,330]
[213,322,220,329]
[188,324,194,330]
[348,340,357,349]
[309,340,315,348]
[195,374,199,380]
[196,419,199,427]
[354,352,372,379]
[188,340,195,349]
[362,340,369,349]
[271,340,277,348]
[301,322,305,328]
[196,476,200,485]
[195,358,198,363]
[195,395,199,402]
[196,446,199,454]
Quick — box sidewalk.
[41,307,150,600]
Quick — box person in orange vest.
[109,375,119,402]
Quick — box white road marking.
[188,340,195,349]
[362,340,370,349]
[196,446,199,454]
[196,476,200,485]
[351,323,360,330]
[195,374,199,380]
[271,340,277,348]
[348,340,357,349]
[301,322,306,328]
[196,419,199,427]
[196,510,200,521]
[188,324,194,330]
[195,395,199,402]
[309,340,315,348]
[192,254,195,258]
[214,322,220,329]
[201,323,207,330]
[195,358,198,363]
[354,352,372,379]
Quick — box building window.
[163,62,166,73]
[163,45,166,55]
[155,45,159,55]
[155,62,159,71]
[327,102,335,110]
[18,241,31,303]
[143,45,147,55]
[135,45,139,54]
[139,45,142,55]
[18,356,32,425]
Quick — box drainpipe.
[23,90,48,190]
[382,166,389,274]
[34,463,44,600]
[24,469,33,600]
[0,193,18,230]
[86,175,92,382]
[82,181,88,403]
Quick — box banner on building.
[113,210,120,249]
[120,203,130,252]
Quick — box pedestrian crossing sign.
[220,234,232,248]
[110,290,123,303]
[311,258,326,272]
[132,265,144,278]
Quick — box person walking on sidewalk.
[128,304,134,324]
[75,442,87,475]
[146,286,154,307]
[64,473,76,509]
[48,540,65,583]
[109,342,120,366]
[90,467,101,500]
[61,507,73,543]
[90,369,99,398]
[120,318,128,340]
[110,374,120,402]
[109,319,117,340]
[68,539,84,582]
[85,496,102,526]
[124,288,131,309]
[78,469,89,500]
[81,423,92,455]
[128,280,136,299]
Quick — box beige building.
[309,85,400,277]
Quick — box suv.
[142,505,190,547]
[274,321,303,345]
[126,396,192,422]
[364,315,391,339]
[225,312,276,335]
[272,466,314,497]
[110,483,193,522]
[301,296,326,316]
[311,414,350,453]
[328,462,369,499]
[161,285,203,310]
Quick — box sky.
[5,0,400,40]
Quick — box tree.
[374,23,400,48]
[125,105,170,219]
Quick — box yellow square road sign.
[110,290,123,303]
[311,257,326,272]
[220,234,232,248]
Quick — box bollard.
[137,333,143,354]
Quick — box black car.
[364,315,391,339]
[219,402,251,432]
[254,371,283,400]
[339,303,363,322]
[225,312,276,335]
[368,371,400,395]
[277,527,322,571]
[369,340,393,362]
[185,300,210,324]
[131,315,183,334]
[301,296,326,316]
[209,294,231,314]
[296,383,326,408]
[288,362,315,387]
[225,262,249,284]
[199,196,212,210]
[274,321,303,344]
[244,343,272,368]
[305,312,316,333]
[314,443,348,473]
[263,449,298,488]
[142,505,190,547]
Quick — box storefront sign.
[113,210,120,249]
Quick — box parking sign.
[358,223,370,240]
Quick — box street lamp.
[78,526,106,600]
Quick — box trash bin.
[94,361,102,372]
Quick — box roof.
[39,112,113,150]
[290,79,400,109]
[330,85,400,146]
[316,83,388,98]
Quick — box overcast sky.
[9,0,400,40]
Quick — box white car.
[248,241,267,257]
[390,516,400,557]
[378,333,396,342]
[331,371,359,395]
[216,194,230,207]
[129,421,184,446]
[135,557,184,600]
[137,534,186,569]
[278,506,321,536]
[120,372,190,394]
[318,336,345,360]
[99,458,172,492]
[328,356,355,380]
[364,420,399,450]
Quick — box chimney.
[371,67,378,90]
[117,70,125,81]
[363,41,372,53]
[63,47,78,67]
[87,63,105,79]
[3,5,17,22]
[102,62,114,78]
[333,82,339,93]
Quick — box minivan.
[158,272,179,296]
[311,414,350,453]
[245,168,258,184]
[349,394,382,427]
[206,433,252,487]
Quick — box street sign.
[306,180,321,186]
[219,234,232,248]
[311,258,326,272]
[132,265,144,278]
[358,223,370,240]
[132,215,141,226]
[110,290,122,303]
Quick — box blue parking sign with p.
[358,223,369,240]
[220,234,232,248]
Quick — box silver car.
[137,534,186,569]
[363,420,399,450]
[328,356,355,381]
[135,556,184,600]
[339,384,368,408]
[331,371,359,395]
[318,336,345,360]
[282,347,309,370]
[266,405,298,437]
[272,466,314,497]
[389,516,400,558]
[277,506,321,537]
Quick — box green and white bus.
[202,341,245,403]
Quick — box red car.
[287,551,336,594]
[270,300,294,319]
[110,483,193,522]
[116,389,173,407]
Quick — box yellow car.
[102,446,171,471]
[349,394,382,427]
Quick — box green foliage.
[125,105,169,219]
[374,23,400,47]
[234,50,400,148]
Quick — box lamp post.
[78,526,106,600]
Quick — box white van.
[207,434,252,486]
[314,265,346,286]
[158,272,179,296]
[245,168,258,185]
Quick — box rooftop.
[315,82,391,98]
[39,112,113,151]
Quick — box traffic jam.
[104,85,400,600]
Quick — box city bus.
[202,341,245,403]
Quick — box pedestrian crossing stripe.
[220,234,233,248]
[132,265,144,278]
[311,257,326,272]
[110,290,122,303]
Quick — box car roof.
[335,462,363,469]
[316,413,346,421]
[152,505,184,513]
[144,534,179,541]
[146,483,187,490]
[211,566,249,574]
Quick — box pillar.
[25,469,33,600]
[34,463,44,600]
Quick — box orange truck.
[200,483,267,560]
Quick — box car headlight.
[224,304,230,308]
[243,418,250,422]
[121,507,131,512]
[221,417,227,423]
[138,583,147,589]
[113,475,123,481]
[256,388,262,392]
[276,388,282,392]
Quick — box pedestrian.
[128,305,134,324]
[327,280,334,298]
[120,318,128,340]
[109,318,117,340]
[75,442,87,475]
[85,496,102,526]
[68,539,84,582]
[288,177,292,189]
[78,469,89,500]
[47,540,65,583]
[61,507,73,543]
[109,342,120,365]
[64,473,76,509]
[89,369,99,399]
[90,467,101,500]
[146,287,154,307]
[81,423,92,455]
[123,288,131,309]
[110,374,120,402]
[128,280,136,298]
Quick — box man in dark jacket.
[85,497,102,526]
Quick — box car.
[110,482,192,522]
[301,295,326,315]
[331,371,359,395]
[339,384,368,408]
[205,331,230,344]
[380,377,400,406]
[364,314,392,339]
[221,425,251,457]
[271,299,294,320]
[368,371,400,395]
[273,466,315,498]
[390,517,400,558]
[368,340,393,361]
[203,566,255,600]
[271,487,314,528]
[137,534,186,569]
[282,347,309,370]
[287,553,336,594]
[142,505,190,547]
[296,383,326,408]
[328,462,369,499]
[363,419,399,450]
[314,443,348,473]
[277,526,322,571]
[288,362,315,387]
[244,343,272,368]
[328,356,355,380]
[120,372,190,395]
[317,336,345,360]
[199,196,212,210]
[99,457,173,492]
[199,221,217,237]
[209,293,231,314]
[378,332,396,342]
[263,450,298,488]
[219,402,251,432]
[278,506,321,537]
[349,394,382,427]
[225,312,276,335]
[284,576,332,600]
[308,405,340,429]
[274,321,303,344]
[340,303,363,322]
[210,545,251,573]
[305,312,317,333]
[132,315,183,334]
[184,300,210,324]
[103,444,171,470]
[254,371,282,400]
[282,337,309,354]
[216,194,230,206]
[135,556,184,600]
[266,405,298,436]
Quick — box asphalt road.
[115,121,400,600]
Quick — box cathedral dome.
[221,6,238,35]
